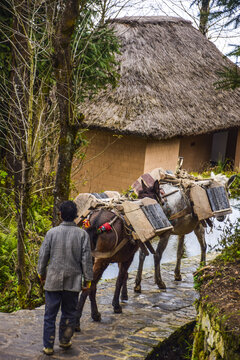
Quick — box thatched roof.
[79,16,240,140]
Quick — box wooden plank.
[142,203,172,229]
[206,186,230,212]
[213,208,232,216]
[190,185,213,220]
[122,200,155,242]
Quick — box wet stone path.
[0,253,216,360]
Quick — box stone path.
[0,253,216,360]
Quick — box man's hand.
[38,274,46,285]
[82,280,91,292]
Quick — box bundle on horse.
[134,172,236,292]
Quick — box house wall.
[144,138,180,173]
[72,131,182,195]
[72,130,146,194]
[73,128,240,196]
[179,134,213,171]
[234,129,240,171]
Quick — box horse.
[134,175,235,293]
[75,173,235,328]
[76,208,139,328]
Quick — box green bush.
[211,218,240,263]
[0,169,53,312]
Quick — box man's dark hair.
[59,201,78,222]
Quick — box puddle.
[102,199,240,280]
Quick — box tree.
[0,0,55,307]
[50,0,121,224]
[150,0,239,51]
[0,0,139,307]
[210,0,240,89]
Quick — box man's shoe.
[59,341,72,349]
[43,347,54,355]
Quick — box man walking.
[37,200,93,355]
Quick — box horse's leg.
[194,223,206,265]
[154,231,171,289]
[112,256,134,313]
[75,288,89,331]
[121,269,128,301]
[174,235,185,281]
[89,259,109,321]
[76,259,108,326]
[134,249,146,293]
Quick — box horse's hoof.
[92,312,101,322]
[114,306,122,314]
[157,282,166,290]
[134,285,141,293]
[175,275,182,281]
[121,294,128,301]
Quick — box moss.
[193,304,240,360]
[191,328,205,360]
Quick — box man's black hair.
[59,201,78,222]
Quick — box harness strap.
[91,237,129,259]
[169,207,190,220]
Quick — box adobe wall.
[72,130,146,195]
[144,138,180,173]
[179,134,212,172]
[234,129,240,171]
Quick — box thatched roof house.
[74,16,240,193]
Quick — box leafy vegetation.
[0,170,53,312]
[211,217,240,263]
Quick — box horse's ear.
[153,179,159,193]
[141,179,148,190]
[227,174,237,189]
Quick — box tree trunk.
[199,0,211,36]
[52,0,82,225]
[10,0,31,306]
[53,124,79,224]
[16,160,31,308]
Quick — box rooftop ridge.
[108,15,192,25]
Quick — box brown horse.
[76,208,139,327]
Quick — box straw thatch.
[79,16,240,140]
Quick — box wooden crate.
[123,198,172,242]
[190,184,213,220]
[190,184,232,220]
[206,186,232,217]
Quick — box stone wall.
[191,304,240,360]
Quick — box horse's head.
[138,180,161,203]
[211,172,237,195]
